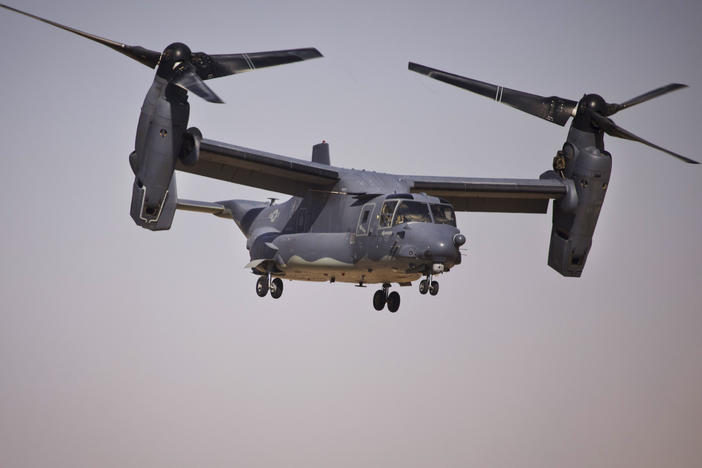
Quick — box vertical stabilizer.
[312,141,330,165]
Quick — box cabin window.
[356,203,375,236]
[393,201,431,226]
[431,204,457,227]
[379,201,398,228]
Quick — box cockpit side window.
[356,203,375,236]
[379,201,398,228]
[431,204,457,227]
[393,201,431,226]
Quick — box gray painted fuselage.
[223,168,462,285]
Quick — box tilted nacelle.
[128,77,201,231]
[547,147,612,277]
[546,129,612,277]
[407,61,695,279]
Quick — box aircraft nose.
[424,238,460,263]
[395,224,464,266]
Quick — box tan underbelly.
[278,255,422,284]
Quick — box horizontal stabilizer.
[176,199,232,218]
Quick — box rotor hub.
[163,42,191,62]
[157,42,192,78]
[581,93,607,114]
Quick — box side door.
[372,200,398,260]
[353,203,375,262]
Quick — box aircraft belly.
[279,268,421,284]
[268,232,422,284]
[279,256,421,284]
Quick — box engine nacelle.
[130,174,178,231]
[178,127,202,166]
[129,76,190,229]
[547,144,612,277]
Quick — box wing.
[407,174,568,213]
[175,139,340,195]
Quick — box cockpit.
[378,197,456,228]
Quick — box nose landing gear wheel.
[429,281,439,296]
[387,291,401,312]
[270,278,284,299]
[373,289,386,310]
[419,279,429,295]
[256,276,269,297]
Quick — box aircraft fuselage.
[224,170,465,285]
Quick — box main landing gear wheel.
[373,290,386,311]
[256,276,269,297]
[419,275,439,297]
[387,291,400,313]
[270,278,284,299]
[373,283,399,312]
[429,281,439,296]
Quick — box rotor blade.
[607,83,688,115]
[1,3,161,68]
[408,62,577,126]
[588,110,698,164]
[197,48,323,80]
[173,69,224,103]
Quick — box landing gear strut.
[255,273,284,299]
[373,283,400,312]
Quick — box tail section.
[175,198,267,237]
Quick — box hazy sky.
[1,0,701,467]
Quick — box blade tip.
[305,48,323,59]
[408,62,429,75]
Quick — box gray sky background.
[1,0,701,467]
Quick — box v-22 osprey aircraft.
[3,4,697,312]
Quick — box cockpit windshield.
[431,205,456,227]
[431,204,457,227]
[393,201,432,226]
